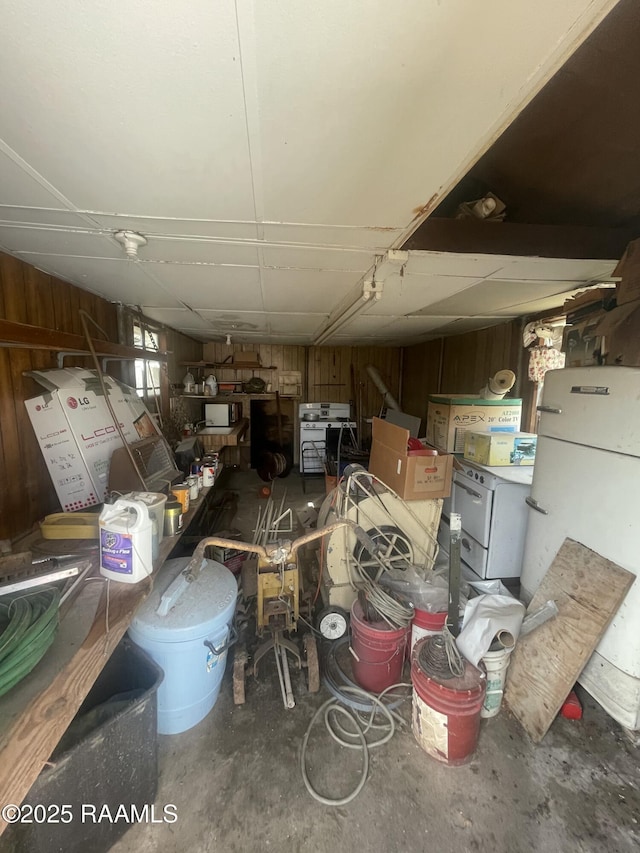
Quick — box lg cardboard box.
[426,394,522,454]
[368,417,453,500]
[25,368,160,511]
[464,431,537,467]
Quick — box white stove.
[439,459,533,580]
[299,402,356,474]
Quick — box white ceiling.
[0,0,620,345]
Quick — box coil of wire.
[0,588,61,697]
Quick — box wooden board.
[504,538,635,742]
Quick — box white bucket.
[480,646,512,718]
[127,492,168,559]
[99,498,154,584]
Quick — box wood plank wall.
[307,346,401,446]
[201,342,306,384]
[0,253,120,542]
[0,252,203,543]
[401,320,525,433]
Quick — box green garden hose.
[0,588,60,697]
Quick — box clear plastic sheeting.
[379,565,469,614]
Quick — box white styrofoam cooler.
[129,557,237,735]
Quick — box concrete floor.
[111,469,640,853]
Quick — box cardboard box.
[368,417,453,500]
[426,395,522,454]
[24,368,160,511]
[612,238,640,306]
[595,300,640,367]
[464,431,537,467]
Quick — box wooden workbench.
[0,486,215,837]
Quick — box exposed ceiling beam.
[403,218,636,260]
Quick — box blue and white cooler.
[129,556,237,735]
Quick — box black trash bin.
[0,637,164,853]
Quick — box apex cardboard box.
[25,368,161,511]
[464,431,537,467]
[426,394,522,454]
[368,417,453,500]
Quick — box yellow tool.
[185,521,355,708]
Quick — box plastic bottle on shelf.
[182,371,195,394]
[205,374,218,397]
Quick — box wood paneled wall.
[307,346,401,446]
[0,252,203,543]
[201,342,306,385]
[401,320,524,433]
[0,253,120,542]
[399,339,443,430]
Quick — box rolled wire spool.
[417,633,464,681]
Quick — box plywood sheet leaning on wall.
[504,538,634,742]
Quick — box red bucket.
[350,600,409,694]
[410,608,447,653]
[411,637,486,766]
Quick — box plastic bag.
[378,564,463,613]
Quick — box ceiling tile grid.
[0,0,621,345]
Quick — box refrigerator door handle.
[537,404,562,415]
[525,496,549,515]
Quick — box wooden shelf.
[181,361,277,370]
[0,318,168,361]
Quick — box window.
[132,323,161,407]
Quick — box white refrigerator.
[520,365,640,730]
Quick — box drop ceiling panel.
[27,255,179,306]
[196,310,269,333]
[0,226,122,258]
[267,314,326,334]
[139,308,213,331]
[261,224,403,252]
[0,206,91,228]
[143,263,262,309]
[490,257,618,282]
[492,291,583,317]
[225,332,310,345]
[143,238,260,267]
[334,314,461,339]
[409,278,582,317]
[262,268,359,313]
[1,1,255,219]
[435,318,507,335]
[254,1,613,225]
[85,215,260,242]
[405,252,504,279]
[367,273,483,316]
[0,150,69,209]
[262,245,373,273]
